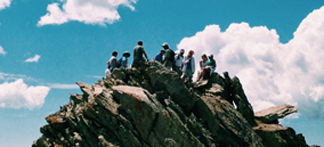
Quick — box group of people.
[106,40,217,83]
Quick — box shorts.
[184,69,193,77]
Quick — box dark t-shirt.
[133,45,145,62]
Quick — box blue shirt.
[121,57,128,67]
[154,54,163,63]
[186,58,192,69]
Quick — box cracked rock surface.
[32,61,309,147]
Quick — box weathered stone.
[253,124,308,147]
[231,76,258,127]
[255,104,298,124]
[33,62,311,147]
[111,68,126,82]
[45,115,69,131]
[145,62,198,115]
[112,85,160,140]
[194,94,264,147]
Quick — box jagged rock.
[194,94,264,147]
[227,73,257,127]
[144,61,198,115]
[253,124,308,147]
[32,61,311,147]
[255,104,298,124]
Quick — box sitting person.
[198,54,207,76]
[200,54,208,69]
[153,49,165,63]
[107,51,118,72]
[198,54,216,81]
[119,51,131,68]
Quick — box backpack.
[169,49,175,63]
[115,57,123,68]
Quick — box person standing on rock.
[162,43,175,70]
[153,49,165,63]
[132,40,149,68]
[107,50,118,72]
[181,50,195,83]
[174,49,185,75]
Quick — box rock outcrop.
[32,61,310,147]
[255,104,298,124]
[253,105,307,147]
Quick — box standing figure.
[181,50,195,83]
[132,40,149,68]
[174,49,185,75]
[162,43,175,70]
[107,50,118,72]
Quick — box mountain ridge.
[32,61,311,147]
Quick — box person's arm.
[124,59,127,68]
[107,61,111,68]
[144,51,149,61]
[200,61,202,69]
[163,59,169,67]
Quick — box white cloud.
[37,0,137,26]
[0,0,11,10]
[0,79,50,109]
[0,45,6,55]
[25,54,40,63]
[49,83,79,89]
[0,72,36,82]
[177,6,324,119]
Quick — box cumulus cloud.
[0,45,6,55]
[0,79,50,109]
[177,6,324,119]
[37,0,137,26]
[25,54,40,63]
[0,0,11,10]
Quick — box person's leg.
[198,69,205,81]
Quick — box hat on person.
[123,51,130,57]
[180,49,185,53]
[209,54,214,58]
[162,42,169,49]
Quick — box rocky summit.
[32,61,310,147]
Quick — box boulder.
[255,104,298,124]
[253,124,308,147]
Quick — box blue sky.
[1,0,324,146]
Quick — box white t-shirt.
[174,54,184,67]
[109,56,117,70]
